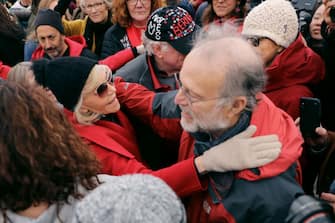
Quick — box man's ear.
[152,44,163,58]
[230,96,247,116]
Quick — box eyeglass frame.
[126,0,150,6]
[244,36,268,47]
[84,1,105,11]
[95,72,113,97]
[174,73,228,105]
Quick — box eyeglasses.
[245,36,266,47]
[126,0,150,6]
[95,72,113,97]
[174,73,226,105]
[84,1,105,11]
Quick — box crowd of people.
[1,0,335,222]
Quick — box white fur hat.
[242,0,299,48]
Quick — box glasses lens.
[96,83,108,97]
[107,72,113,83]
[247,37,260,47]
[174,74,181,88]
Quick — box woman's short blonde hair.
[74,64,111,125]
[80,0,113,10]
[112,0,164,28]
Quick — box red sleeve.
[114,77,183,141]
[0,62,10,79]
[99,48,135,71]
[92,143,207,197]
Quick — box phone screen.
[299,97,321,138]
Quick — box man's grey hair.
[192,27,266,111]
[142,34,170,56]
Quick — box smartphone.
[299,97,321,138]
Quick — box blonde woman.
[54,0,113,56]
[27,56,281,200]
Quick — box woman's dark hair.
[112,0,163,28]
[201,0,246,26]
[0,81,101,214]
[0,4,25,41]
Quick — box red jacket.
[0,61,10,79]
[265,34,325,119]
[64,109,206,198]
[31,35,135,71]
[114,78,303,223]
[182,94,303,223]
[31,36,88,59]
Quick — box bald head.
[181,36,266,110]
[187,37,262,76]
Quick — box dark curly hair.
[0,82,101,216]
[112,0,164,28]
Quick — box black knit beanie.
[34,9,65,34]
[32,57,98,110]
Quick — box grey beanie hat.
[242,0,298,48]
[73,174,186,223]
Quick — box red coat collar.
[237,93,303,180]
[265,34,325,92]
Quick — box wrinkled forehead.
[180,53,224,91]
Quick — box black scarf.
[193,110,251,203]
[84,14,112,57]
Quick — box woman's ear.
[277,46,285,54]
[79,105,90,114]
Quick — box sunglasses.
[95,72,113,97]
[245,36,266,47]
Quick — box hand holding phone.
[299,97,321,138]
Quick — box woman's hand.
[295,118,329,153]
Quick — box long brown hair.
[201,0,246,26]
[0,82,101,214]
[112,0,164,28]
[0,4,25,41]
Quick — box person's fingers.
[251,141,282,152]
[254,147,281,159]
[295,117,300,126]
[248,134,279,146]
[249,155,279,167]
[234,125,257,139]
[321,192,335,203]
[316,126,328,136]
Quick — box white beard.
[180,107,231,134]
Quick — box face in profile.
[155,43,186,75]
[174,53,233,134]
[245,36,284,67]
[81,67,120,115]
